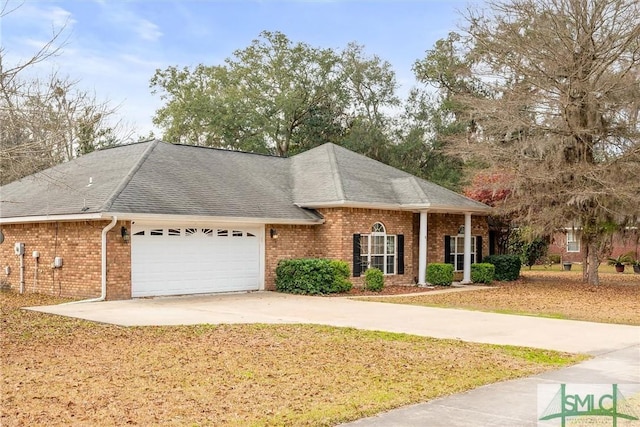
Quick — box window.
[448,235,476,272]
[360,222,396,275]
[567,230,580,252]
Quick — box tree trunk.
[585,241,600,286]
[581,234,589,283]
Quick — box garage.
[131,224,262,297]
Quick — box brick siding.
[265,208,489,290]
[0,220,131,300]
[2,211,489,298]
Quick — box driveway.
[28,291,640,355]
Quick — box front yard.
[1,291,585,427]
[364,268,640,325]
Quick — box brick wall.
[550,230,640,263]
[264,208,493,290]
[426,213,490,264]
[0,220,131,300]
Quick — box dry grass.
[365,269,640,325]
[1,291,585,427]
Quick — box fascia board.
[101,212,325,225]
[0,213,104,224]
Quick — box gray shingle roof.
[292,143,490,212]
[0,140,489,222]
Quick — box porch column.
[463,212,472,283]
[418,210,428,285]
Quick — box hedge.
[482,255,521,281]
[471,263,495,284]
[275,258,352,295]
[426,263,454,286]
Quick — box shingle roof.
[292,143,490,211]
[0,140,489,222]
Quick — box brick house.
[0,141,490,300]
[549,227,640,264]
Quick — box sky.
[2,0,479,139]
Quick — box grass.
[0,291,586,427]
[363,268,640,325]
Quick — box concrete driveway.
[28,291,639,355]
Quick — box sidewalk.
[342,344,640,426]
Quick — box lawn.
[363,268,640,325]
[1,292,586,427]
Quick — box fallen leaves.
[370,270,640,325]
[1,291,585,426]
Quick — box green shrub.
[426,263,454,286]
[483,255,521,281]
[548,254,561,264]
[471,263,495,284]
[275,258,352,295]
[364,268,384,292]
[330,260,353,293]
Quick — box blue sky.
[3,0,479,138]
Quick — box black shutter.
[397,234,404,274]
[477,236,483,263]
[444,235,451,265]
[353,234,361,277]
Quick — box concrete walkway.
[28,291,639,355]
[28,291,640,426]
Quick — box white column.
[418,211,428,285]
[463,212,472,283]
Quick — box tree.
[0,3,127,185]
[399,32,489,191]
[151,31,345,156]
[443,0,640,285]
[151,32,403,158]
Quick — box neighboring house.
[0,140,490,300]
[549,227,640,263]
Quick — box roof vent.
[86,177,93,187]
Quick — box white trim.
[0,212,324,226]
[296,200,490,214]
[0,213,103,224]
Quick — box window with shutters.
[360,222,396,275]
[447,235,478,272]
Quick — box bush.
[364,268,384,292]
[548,254,561,264]
[483,255,521,281]
[330,260,353,293]
[471,263,495,284]
[426,263,454,286]
[275,258,352,295]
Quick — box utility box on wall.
[14,242,24,256]
[53,257,63,268]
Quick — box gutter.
[63,216,117,304]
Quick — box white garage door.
[131,225,261,297]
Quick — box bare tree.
[443,0,639,285]
[0,1,130,185]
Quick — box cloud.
[135,19,163,42]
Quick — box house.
[0,140,491,300]
[549,227,640,264]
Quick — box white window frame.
[360,222,396,275]
[567,230,580,252]
[449,234,476,272]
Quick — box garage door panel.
[131,225,261,297]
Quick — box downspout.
[63,216,117,304]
